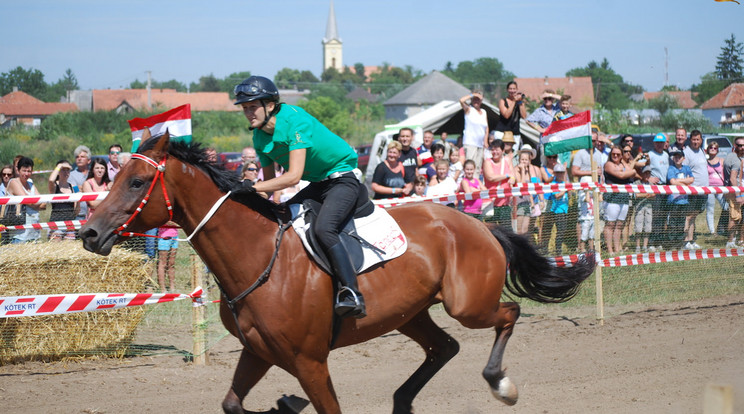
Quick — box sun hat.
[519,144,536,160]
[502,131,515,143]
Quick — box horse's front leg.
[222,347,273,414]
[293,355,342,414]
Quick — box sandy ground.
[1,295,742,414]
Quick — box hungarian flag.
[540,110,592,156]
[128,104,192,152]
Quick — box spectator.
[619,134,637,157]
[371,140,410,199]
[621,144,638,247]
[634,165,655,253]
[417,130,435,176]
[540,153,559,184]
[397,128,418,184]
[502,131,517,167]
[667,147,695,249]
[526,90,560,135]
[412,175,428,198]
[577,185,595,253]
[553,95,574,122]
[448,146,463,184]
[705,141,728,236]
[460,159,487,215]
[118,152,132,167]
[242,161,269,199]
[459,91,489,174]
[12,155,23,177]
[438,131,456,160]
[672,127,688,152]
[543,163,569,254]
[0,164,11,195]
[82,158,111,220]
[47,160,78,241]
[69,145,91,222]
[424,143,446,180]
[0,164,13,245]
[648,133,670,250]
[482,139,515,227]
[513,145,544,236]
[205,147,218,163]
[603,146,635,255]
[682,130,708,249]
[157,222,179,293]
[495,81,527,150]
[107,144,123,181]
[6,157,46,243]
[723,136,744,248]
[241,146,258,164]
[571,129,606,182]
[537,152,559,250]
[427,160,458,203]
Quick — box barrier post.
[191,254,209,365]
[590,155,605,326]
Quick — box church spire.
[323,0,340,42]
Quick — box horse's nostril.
[81,228,97,240]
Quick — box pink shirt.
[484,157,513,207]
[462,177,484,213]
[707,160,724,187]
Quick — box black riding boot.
[327,242,366,319]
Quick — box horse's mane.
[138,136,284,223]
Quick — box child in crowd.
[634,165,655,253]
[425,143,446,181]
[666,147,694,249]
[460,159,486,214]
[543,163,569,254]
[412,176,428,198]
[448,147,463,184]
[578,180,595,253]
[157,222,179,293]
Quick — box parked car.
[611,133,732,159]
[703,135,733,160]
[217,152,242,171]
[356,144,372,173]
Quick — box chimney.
[544,76,549,86]
[12,86,18,92]
[569,76,574,84]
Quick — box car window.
[706,137,732,148]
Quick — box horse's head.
[80,129,176,255]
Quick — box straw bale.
[0,241,152,364]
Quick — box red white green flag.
[128,104,192,152]
[540,110,592,156]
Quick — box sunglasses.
[623,150,631,153]
[2,173,12,177]
[547,155,558,159]
[611,153,622,157]
[245,168,258,172]
[110,151,120,155]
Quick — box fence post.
[191,254,209,365]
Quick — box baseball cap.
[668,147,683,157]
[653,133,667,143]
[553,163,566,173]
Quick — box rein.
[118,151,291,348]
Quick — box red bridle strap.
[113,153,173,238]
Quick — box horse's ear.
[152,129,171,160]
[141,127,152,142]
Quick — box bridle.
[113,152,231,243]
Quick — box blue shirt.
[667,164,693,205]
[527,105,559,130]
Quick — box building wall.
[323,39,343,72]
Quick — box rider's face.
[241,101,273,129]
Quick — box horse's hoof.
[277,394,310,413]
[490,376,518,406]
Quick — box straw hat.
[502,131,515,143]
[519,144,536,160]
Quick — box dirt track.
[1,295,742,414]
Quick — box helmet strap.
[252,100,278,132]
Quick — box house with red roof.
[701,83,744,129]
[513,76,595,112]
[67,89,241,113]
[642,91,698,109]
[0,89,77,128]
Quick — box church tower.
[322,0,343,73]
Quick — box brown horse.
[80,132,595,414]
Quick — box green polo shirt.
[253,104,357,182]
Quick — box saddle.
[291,200,407,275]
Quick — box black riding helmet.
[234,76,281,130]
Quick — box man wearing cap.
[648,132,670,249]
[232,75,370,319]
[526,90,560,134]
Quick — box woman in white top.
[459,90,489,174]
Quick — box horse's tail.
[489,224,596,303]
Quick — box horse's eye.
[130,178,145,189]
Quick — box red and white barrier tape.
[550,247,744,268]
[0,287,208,318]
[0,219,85,233]
[0,191,106,206]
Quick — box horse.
[80,132,595,414]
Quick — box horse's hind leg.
[392,310,460,414]
[481,301,520,406]
[222,348,273,414]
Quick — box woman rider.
[232,76,368,319]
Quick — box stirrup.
[335,287,366,318]
[335,286,361,306]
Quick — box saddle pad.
[291,204,407,273]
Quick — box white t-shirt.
[462,107,488,148]
[683,146,710,186]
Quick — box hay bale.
[0,242,151,364]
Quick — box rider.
[232,75,368,319]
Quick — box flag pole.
[590,120,604,326]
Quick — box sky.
[2,0,743,93]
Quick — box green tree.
[0,66,47,98]
[353,63,366,83]
[566,58,641,109]
[220,71,252,93]
[190,74,221,92]
[129,78,187,91]
[299,96,352,137]
[716,34,744,82]
[44,69,79,102]
[647,93,680,115]
[442,57,515,98]
[274,68,319,90]
[691,72,729,104]
[367,63,420,96]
